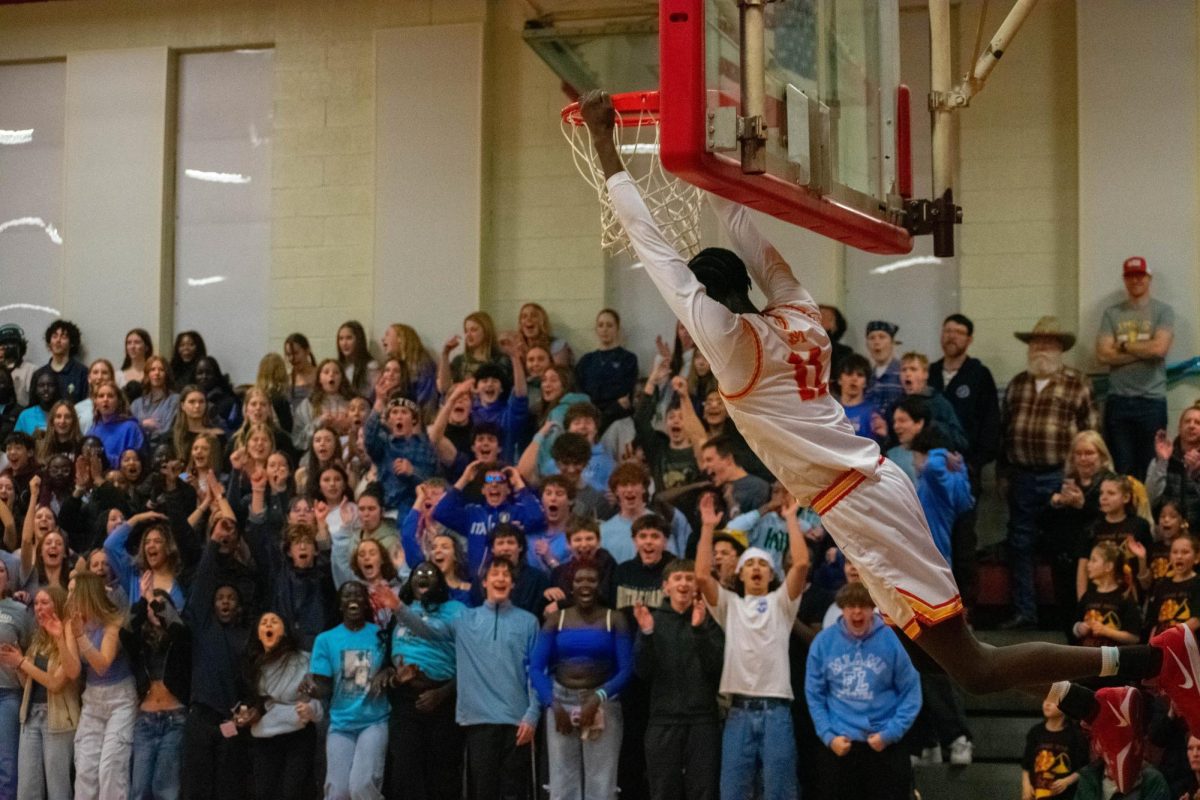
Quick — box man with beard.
[928,314,1000,615]
[1000,317,1098,630]
[929,314,1001,484]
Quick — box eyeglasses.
[484,474,509,485]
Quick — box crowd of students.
[0,306,1195,800]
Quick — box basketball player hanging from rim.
[576,89,1200,727]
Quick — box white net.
[562,95,704,259]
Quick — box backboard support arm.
[908,0,1039,256]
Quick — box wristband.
[594,688,607,703]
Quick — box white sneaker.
[920,745,943,764]
[949,735,974,765]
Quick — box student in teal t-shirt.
[305,581,390,800]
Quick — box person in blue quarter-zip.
[394,557,540,800]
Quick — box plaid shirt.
[1002,368,1098,469]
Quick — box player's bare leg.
[904,615,1161,695]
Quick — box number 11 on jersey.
[787,348,829,400]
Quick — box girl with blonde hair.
[65,571,137,800]
[381,323,437,409]
[0,584,79,800]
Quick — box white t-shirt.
[709,583,801,700]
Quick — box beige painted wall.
[954,0,1081,386]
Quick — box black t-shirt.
[1145,575,1200,638]
[1076,586,1142,646]
[1078,515,1154,559]
[1022,721,1091,799]
[1148,539,1174,583]
[1078,515,1154,599]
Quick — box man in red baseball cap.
[1095,255,1175,480]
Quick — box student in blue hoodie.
[805,581,922,800]
[433,461,545,580]
[469,348,529,465]
[364,391,438,517]
[910,427,974,566]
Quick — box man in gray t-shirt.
[1095,255,1175,480]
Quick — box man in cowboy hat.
[1095,256,1175,481]
[999,316,1099,630]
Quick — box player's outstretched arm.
[580,90,745,374]
[709,195,806,307]
[580,90,626,180]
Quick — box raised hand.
[1155,429,1173,461]
[670,375,689,396]
[655,335,672,361]
[392,458,413,477]
[632,602,654,634]
[442,335,461,355]
[692,596,708,626]
[250,467,267,493]
[41,612,63,639]
[698,492,721,529]
[579,89,616,139]
[229,447,247,472]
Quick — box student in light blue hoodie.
[805,581,922,800]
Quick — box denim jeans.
[74,677,137,800]
[1005,467,1062,620]
[130,708,187,800]
[325,721,387,800]
[720,701,798,800]
[0,688,20,800]
[545,685,623,800]
[1105,394,1167,481]
[17,704,74,800]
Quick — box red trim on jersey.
[719,319,763,401]
[810,456,884,515]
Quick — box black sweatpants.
[180,704,251,800]
[643,721,720,800]
[815,740,912,800]
[464,724,530,800]
[387,686,463,800]
[251,724,317,800]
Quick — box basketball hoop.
[561,91,704,259]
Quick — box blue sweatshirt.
[471,393,529,464]
[916,448,975,563]
[364,411,438,515]
[805,616,922,747]
[432,487,546,578]
[395,598,540,727]
[104,522,186,610]
[92,416,146,472]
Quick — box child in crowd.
[1074,542,1142,647]
[1143,534,1200,638]
[1021,690,1089,800]
[1076,475,1153,601]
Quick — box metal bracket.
[903,190,963,257]
[707,106,739,152]
[928,89,970,111]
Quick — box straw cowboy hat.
[1013,316,1077,352]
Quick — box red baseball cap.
[1123,256,1151,276]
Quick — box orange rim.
[562,90,660,127]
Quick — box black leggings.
[252,725,317,800]
[387,685,462,800]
